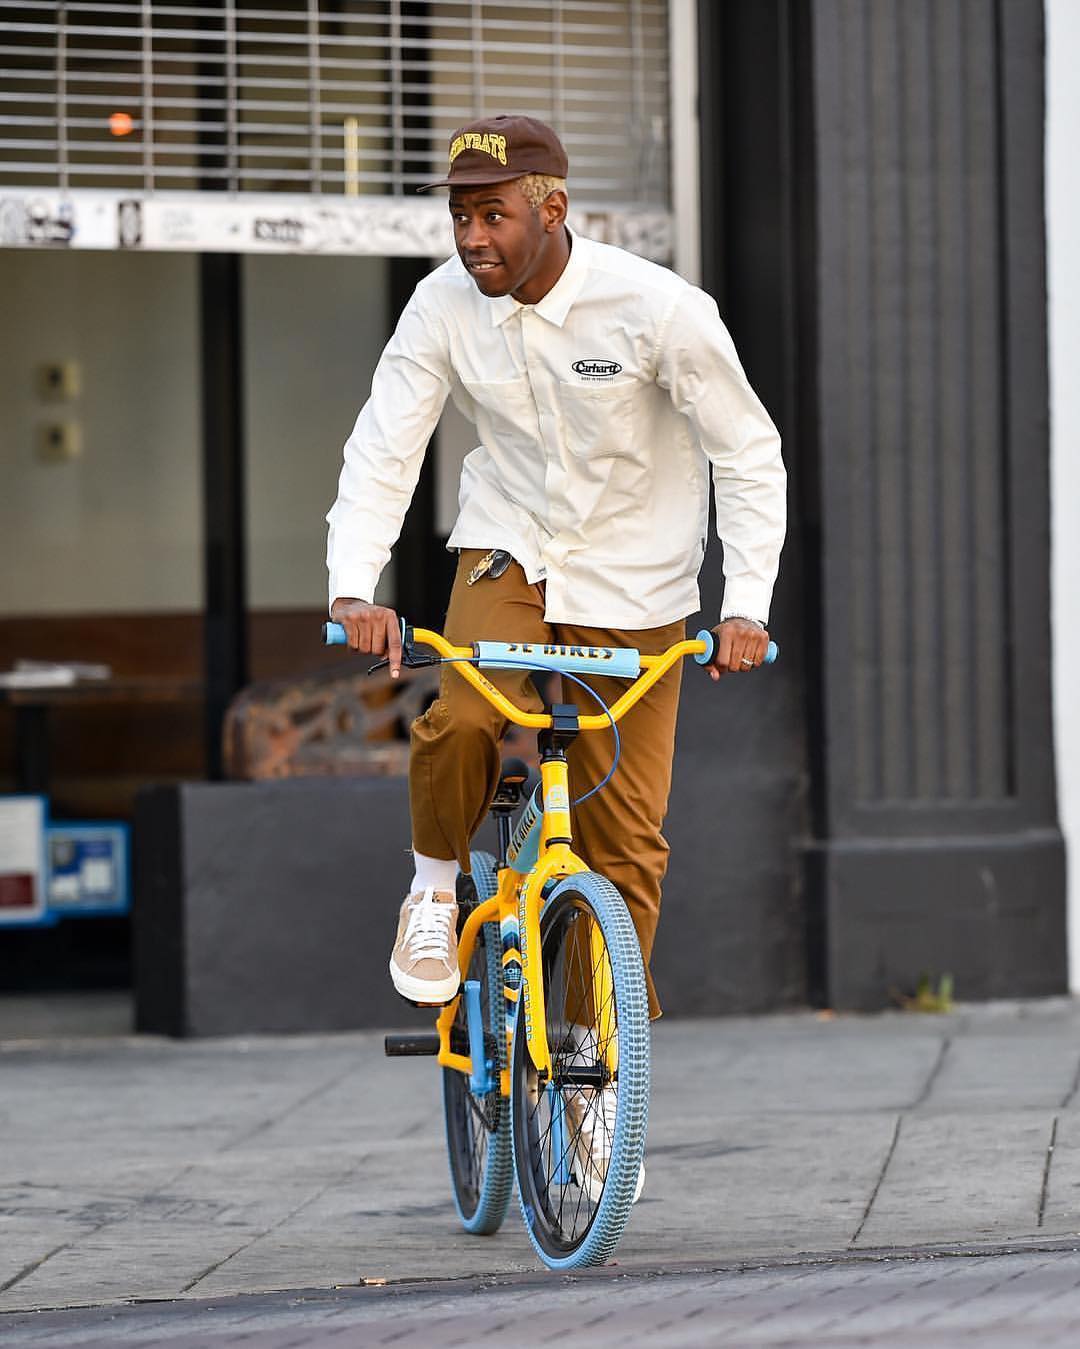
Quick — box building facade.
[0,0,1067,1013]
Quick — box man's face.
[449,180,561,304]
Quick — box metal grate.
[0,0,671,205]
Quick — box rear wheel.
[442,850,513,1234]
[511,871,650,1268]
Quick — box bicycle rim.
[442,852,512,1235]
[511,872,650,1268]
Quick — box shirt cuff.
[719,577,773,626]
[328,564,380,615]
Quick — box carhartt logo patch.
[572,359,622,380]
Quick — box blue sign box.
[46,822,131,918]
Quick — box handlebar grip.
[694,628,779,666]
[322,621,347,646]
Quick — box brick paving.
[5,1247,1080,1347]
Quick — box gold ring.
[740,657,754,668]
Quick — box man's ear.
[541,189,569,233]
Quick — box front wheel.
[511,871,650,1268]
[443,850,513,1234]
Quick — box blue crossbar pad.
[323,621,347,645]
[475,640,641,679]
[694,628,779,666]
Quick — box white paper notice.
[0,796,46,923]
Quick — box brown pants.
[410,549,684,1018]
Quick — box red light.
[109,112,134,137]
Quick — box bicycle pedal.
[384,1033,441,1056]
[395,989,457,1010]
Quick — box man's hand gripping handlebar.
[327,598,406,677]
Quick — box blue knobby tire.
[442,850,513,1234]
[510,871,650,1268]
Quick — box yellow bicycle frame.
[424,627,708,1091]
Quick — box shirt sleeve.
[325,286,452,612]
[656,286,787,624]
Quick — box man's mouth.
[467,259,502,273]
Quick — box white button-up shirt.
[327,231,786,630]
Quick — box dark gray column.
[391,258,455,624]
[385,1,456,625]
[197,10,246,779]
[655,0,810,1016]
[200,253,247,779]
[805,0,1065,1006]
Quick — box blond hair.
[517,172,567,208]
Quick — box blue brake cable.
[438,655,621,806]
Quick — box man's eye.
[487,213,503,223]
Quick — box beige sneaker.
[389,887,460,1005]
[562,1085,645,1204]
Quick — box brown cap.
[419,114,568,191]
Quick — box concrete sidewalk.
[2,997,1080,1314]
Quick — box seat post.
[494,811,513,870]
[489,758,531,869]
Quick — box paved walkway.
[2,996,1080,1321]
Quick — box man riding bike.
[326,116,786,1192]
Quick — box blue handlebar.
[325,620,779,669]
[693,628,779,666]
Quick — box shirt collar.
[488,227,589,328]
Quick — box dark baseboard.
[805,829,1067,1010]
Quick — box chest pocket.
[459,375,538,449]
[559,379,638,460]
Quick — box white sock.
[410,851,459,896]
[569,1022,597,1063]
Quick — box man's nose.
[462,216,489,249]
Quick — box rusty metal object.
[223,666,439,781]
